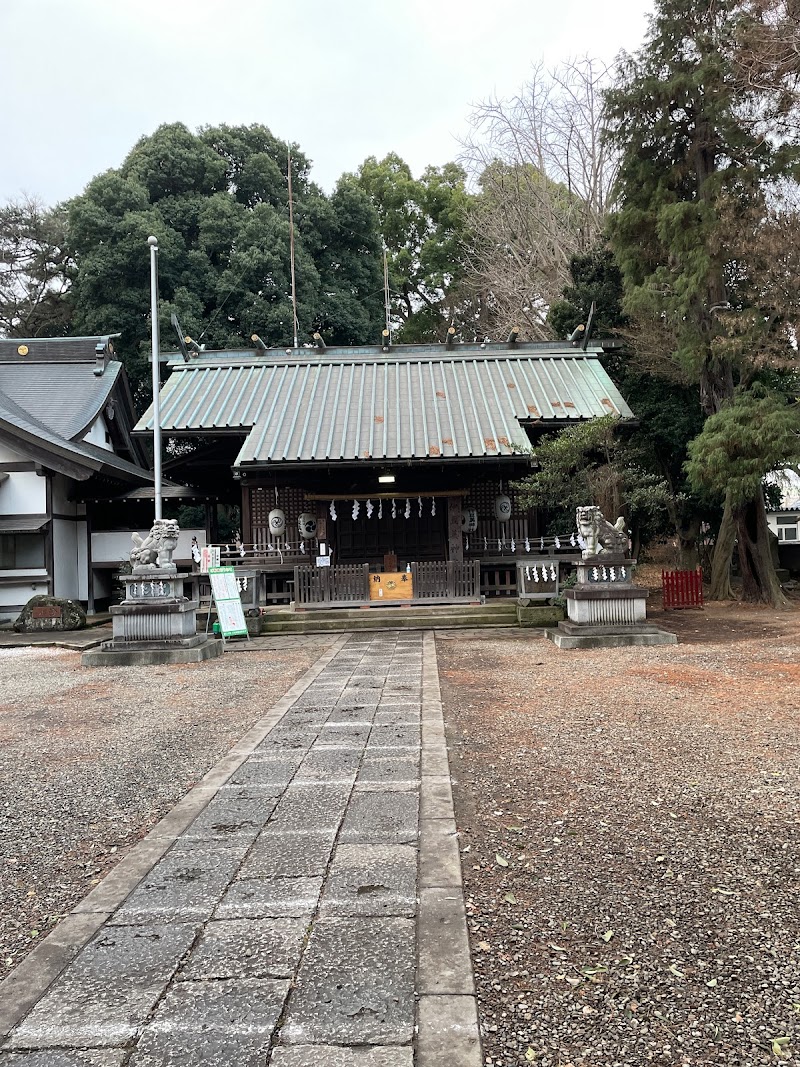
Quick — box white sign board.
[200,545,221,573]
[208,566,248,638]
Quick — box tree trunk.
[677,517,701,570]
[709,494,736,600]
[732,487,788,608]
[665,493,701,569]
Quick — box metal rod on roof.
[383,247,392,343]
[287,147,299,350]
[147,236,162,521]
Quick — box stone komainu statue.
[575,506,629,559]
[130,519,180,571]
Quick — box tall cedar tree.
[549,247,709,566]
[605,0,800,605]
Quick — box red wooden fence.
[662,568,704,609]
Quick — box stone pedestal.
[546,558,676,649]
[82,572,222,666]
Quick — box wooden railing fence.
[662,568,704,609]
[293,561,480,607]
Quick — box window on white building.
[776,516,799,542]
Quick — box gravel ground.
[438,604,800,1067]
[0,642,328,981]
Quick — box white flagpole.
[148,236,162,521]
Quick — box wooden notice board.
[369,571,413,602]
[208,566,249,638]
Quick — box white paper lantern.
[461,508,478,533]
[268,508,286,535]
[298,512,317,538]
[494,494,512,522]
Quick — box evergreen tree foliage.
[686,385,800,507]
[0,197,74,338]
[514,414,671,551]
[68,123,385,402]
[353,153,472,341]
[604,0,800,603]
[547,245,710,564]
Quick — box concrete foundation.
[82,639,222,666]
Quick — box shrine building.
[134,335,633,607]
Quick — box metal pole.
[148,236,163,521]
[287,147,299,350]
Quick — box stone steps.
[258,601,519,634]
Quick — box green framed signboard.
[208,566,249,638]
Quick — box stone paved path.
[0,632,480,1066]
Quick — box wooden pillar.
[240,485,251,544]
[86,513,95,616]
[45,473,54,596]
[447,496,463,563]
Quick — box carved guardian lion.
[576,506,628,559]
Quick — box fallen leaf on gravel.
[706,978,718,987]
[525,1050,537,1062]
[495,853,509,867]
[600,930,614,942]
[711,886,735,895]
[548,942,568,952]
[669,964,685,977]
[582,965,607,976]
[503,892,518,904]
[771,1036,790,1059]
[478,941,491,951]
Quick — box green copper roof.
[135,342,633,466]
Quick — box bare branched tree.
[733,0,800,128]
[0,195,74,338]
[460,57,618,339]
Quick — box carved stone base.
[82,571,220,666]
[550,556,676,647]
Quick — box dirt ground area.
[0,642,326,981]
[438,603,800,1067]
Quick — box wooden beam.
[305,489,468,501]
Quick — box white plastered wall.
[0,442,49,620]
[0,442,47,514]
[82,414,113,452]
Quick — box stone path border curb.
[416,631,482,1066]
[0,635,350,1039]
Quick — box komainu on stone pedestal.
[545,505,676,649]
[575,505,629,559]
[130,519,180,573]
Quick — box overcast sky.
[1,0,653,206]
